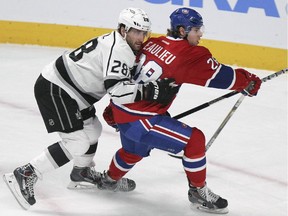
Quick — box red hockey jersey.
[111,36,251,123]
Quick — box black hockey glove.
[143,78,179,105]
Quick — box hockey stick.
[205,68,287,151]
[173,91,239,119]
[173,68,288,120]
[205,84,252,151]
[169,68,288,158]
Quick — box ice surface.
[0,44,287,216]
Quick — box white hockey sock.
[30,150,57,179]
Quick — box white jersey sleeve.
[107,79,142,104]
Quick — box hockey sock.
[108,148,142,180]
[73,142,98,167]
[182,127,206,188]
[30,142,72,178]
[47,142,72,167]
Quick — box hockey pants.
[107,115,206,187]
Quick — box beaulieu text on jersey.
[143,41,176,65]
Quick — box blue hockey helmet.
[170,7,203,32]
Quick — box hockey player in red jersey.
[101,7,262,214]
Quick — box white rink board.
[0,0,287,49]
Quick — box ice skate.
[67,166,101,189]
[97,171,136,192]
[188,183,228,214]
[3,163,38,210]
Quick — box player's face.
[126,28,149,51]
[187,26,204,46]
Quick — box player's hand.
[103,104,118,131]
[237,69,262,96]
[143,78,179,105]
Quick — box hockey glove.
[143,78,179,105]
[103,104,118,131]
[237,69,262,96]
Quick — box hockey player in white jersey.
[3,8,176,210]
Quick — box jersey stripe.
[183,154,207,172]
[55,56,99,105]
[50,83,65,131]
[140,119,190,144]
[205,64,236,89]
[105,31,117,75]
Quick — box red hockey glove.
[236,69,262,96]
[103,104,118,131]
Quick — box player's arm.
[105,76,178,105]
[103,48,178,105]
[104,76,143,104]
[184,47,261,96]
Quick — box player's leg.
[183,127,228,213]
[68,114,102,189]
[4,75,90,207]
[136,116,228,213]
[97,121,150,192]
[30,75,93,178]
[98,115,185,192]
[97,147,141,192]
[73,112,102,167]
[103,115,227,212]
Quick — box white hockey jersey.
[41,31,141,110]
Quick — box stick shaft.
[173,68,288,120]
[173,91,238,119]
[205,94,245,151]
[205,68,288,151]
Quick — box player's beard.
[126,38,142,53]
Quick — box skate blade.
[67,181,98,190]
[3,173,31,210]
[190,203,229,214]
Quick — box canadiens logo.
[182,9,189,14]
